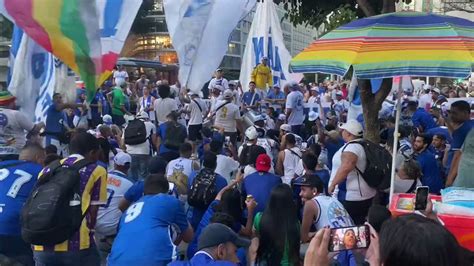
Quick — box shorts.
[188,124,203,141]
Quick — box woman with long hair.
[253,184,300,265]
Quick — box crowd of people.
[0,66,473,266]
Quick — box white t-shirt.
[208,78,229,90]
[0,108,34,155]
[329,141,376,201]
[214,101,241,132]
[286,91,305,125]
[113,70,128,86]
[96,170,133,236]
[138,96,156,122]
[154,98,178,125]
[124,120,155,155]
[166,157,195,181]
[215,154,240,183]
[188,97,208,125]
[282,147,302,184]
[418,93,432,109]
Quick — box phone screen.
[329,225,370,252]
[415,186,429,210]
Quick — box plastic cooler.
[390,193,474,251]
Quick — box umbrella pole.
[389,77,403,205]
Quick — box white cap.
[280,124,292,132]
[245,126,258,140]
[114,152,132,166]
[278,114,286,121]
[336,91,343,96]
[102,114,113,125]
[432,88,441,94]
[308,111,319,122]
[339,119,363,137]
[223,89,234,99]
[137,111,149,120]
[214,85,225,91]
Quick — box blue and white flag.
[240,0,302,91]
[7,27,55,123]
[164,0,256,93]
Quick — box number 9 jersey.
[0,160,42,236]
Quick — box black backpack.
[21,159,94,245]
[342,140,392,190]
[188,168,217,210]
[164,122,186,150]
[124,119,147,145]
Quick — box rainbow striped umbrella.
[290,12,474,79]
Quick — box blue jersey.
[0,160,42,235]
[109,194,189,265]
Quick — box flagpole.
[389,76,404,205]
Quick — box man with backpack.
[123,111,157,181]
[328,120,377,225]
[0,144,45,266]
[157,111,188,162]
[25,132,107,266]
[187,152,228,230]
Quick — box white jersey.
[166,157,194,182]
[188,97,208,125]
[282,147,302,184]
[208,78,229,91]
[214,102,241,133]
[312,195,354,230]
[96,170,133,236]
[0,108,35,155]
[138,96,156,122]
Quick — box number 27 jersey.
[0,160,42,235]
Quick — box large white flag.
[8,28,55,123]
[164,0,256,93]
[240,0,302,91]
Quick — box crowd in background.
[0,64,473,266]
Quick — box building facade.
[128,0,317,75]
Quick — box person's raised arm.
[276,151,285,176]
[241,197,257,237]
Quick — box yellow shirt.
[251,64,273,89]
[33,155,107,252]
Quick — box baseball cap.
[198,223,250,250]
[137,111,149,120]
[308,111,319,122]
[287,81,299,91]
[339,119,363,137]
[245,126,258,140]
[0,91,16,106]
[431,88,441,94]
[223,89,233,99]
[229,80,238,87]
[261,56,268,60]
[114,152,131,166]
[216,68,223,72]
[336,91,343,96]
[293,174,324,189]
[280,124,292,132]
[310,87,318,92]
[102,114,113,125]
[255,154,271,172]
[278,114,286,121]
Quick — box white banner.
[164,0,256,93]
[240,0,302,91]
[8,29,55,123]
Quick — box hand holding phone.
[329,225,370,252]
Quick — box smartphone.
[225,136,231,146]
[329,225,370,252]
[415,186,429,211]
